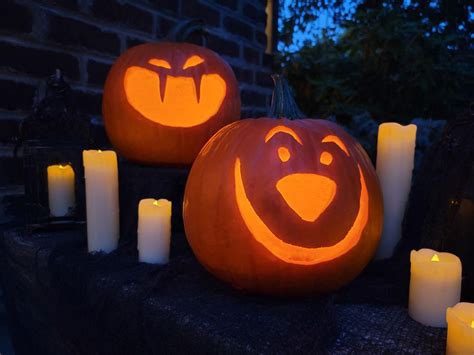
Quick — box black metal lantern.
[18,70,93,232]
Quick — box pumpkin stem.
[268,74,306,120]
[166,19,209,46]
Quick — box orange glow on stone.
[148,58,171,69]
[320,151,333,165]
[265,125,303,145]
[234,158,369,265]
[124,66,226,128]
[182,55,204,69]
[322,135,349,156]
[276,173,336,222]
[278,147,290,162]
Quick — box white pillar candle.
[47,164,75,217]
[137,198,172,264]
[446,302,474,354]
[83,150,119,253]
[409,249,462,327]
[375,122,417,259]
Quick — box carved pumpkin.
[102,39,240,165]
[183,76,383,296]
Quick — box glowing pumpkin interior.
[124,56,227,128]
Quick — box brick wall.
[0,0,275,183]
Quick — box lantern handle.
[268,74,306,120]
[166,19,209,47]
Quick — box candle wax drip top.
[431,254,440,262]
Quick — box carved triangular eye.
[183,55,204,69]
[148,59,171,69]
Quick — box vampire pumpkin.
[183,75,383,297]
[102,42,240,165]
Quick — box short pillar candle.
[137,198,172,264]
[409,249,462,327]
[47,164,75,217]
[446,302,474,354]
[83,150,120,253]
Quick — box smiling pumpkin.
[184,117,383,296]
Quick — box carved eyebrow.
[183,55,204,69]
[322,135,349,156]
[265,125,303,145]
[148,59,171,69]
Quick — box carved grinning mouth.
[234,158,369,265]
[124,66,227,128]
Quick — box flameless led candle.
[47,164,75,217]
[446,302,474,354]
[137,198,172,264]
[409,249,462,327]
[83,150,119,253]
[375,122,417,259]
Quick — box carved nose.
[276,174,336,222]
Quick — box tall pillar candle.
[409,249,462,327]
[83,150,119,253]
[446,302,474,354]
[47,164,75,217]
[375,122,417,259]
[137,199,172,264]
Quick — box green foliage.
[279,2,474,120]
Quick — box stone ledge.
[0,228,338,354]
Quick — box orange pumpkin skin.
[184,118,383,296]
[102,42,240,166]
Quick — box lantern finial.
[16,70,92,148]
[268,74,306,120]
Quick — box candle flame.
[431,254,440,262]
[59,164,68,169]
[471,321,474,329]
[153,200,160,206]
[98,149,102,153]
